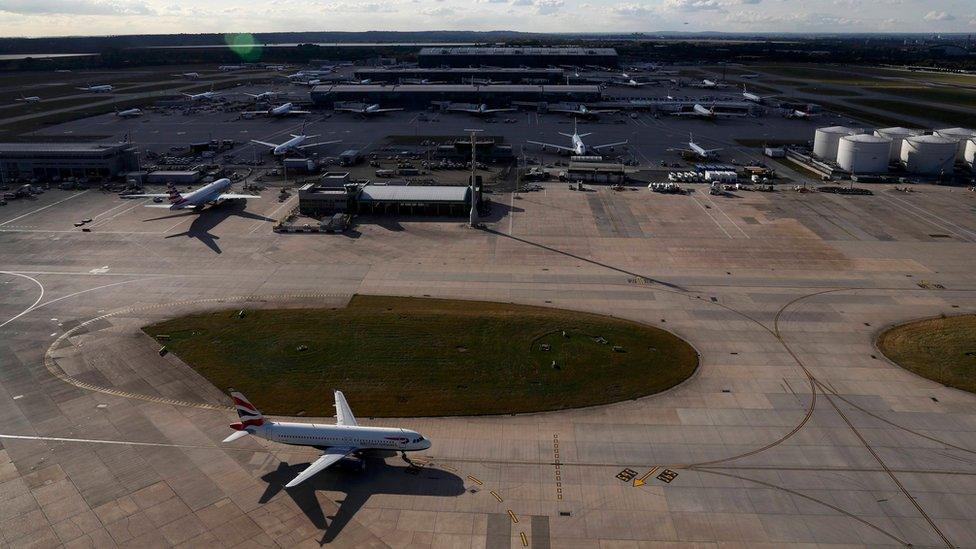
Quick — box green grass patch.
[870,86,976,110]
[878,315,976,393]
[144,295,698,417]
[847,98,976,128]
[815,100,925,128]
[794,86,861,97]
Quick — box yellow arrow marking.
[633,466,660,487]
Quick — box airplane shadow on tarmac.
[143,199,276,254]
[260,454,465,545]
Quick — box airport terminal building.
[0,142,139,182]
[311,84,602,109]
[353,68,565,84]
[418,46,618,68]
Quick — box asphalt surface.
[2,66,976,548]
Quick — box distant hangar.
[311,84,602,109]
[418,46,618,68]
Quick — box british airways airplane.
[122,178,259,210]
[527,119,627,156]
[223,390,431,488]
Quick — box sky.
[0,0,974,38]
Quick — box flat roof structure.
[311,84,602,109]
[419,46,618,68]
[353,67,565,84]
[0,141,139,181]
[359,185,469,203]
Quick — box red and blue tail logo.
[230,390,264,429]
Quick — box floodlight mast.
[465,128,483,228]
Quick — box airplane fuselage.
[169,178,233,209]
[743,92,762,103]
[238,421,431,453]
[270,103,295,116]
[274,135,307,155]
[693,104,715,118]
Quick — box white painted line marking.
[0,191,89,227]
[690,193,733,239]
[705,194,749,239]
[0,271,44,329]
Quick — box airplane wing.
[526,140,574,152]
[373,108,404,113]
[145,204,177,208]
[288,110,311,114]
[216,193,261,200]
[121,193,172,198]
[242,111,267,115]
[334,391,358,426]
[298,140,342,149]
[483,108,515,113]
[591,140,628,150]
[250,140,279,148]
[285,446,356,488]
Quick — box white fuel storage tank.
[901,135,957,175]
[934,127,976,161]
[813,126,858,160]
[874,127,922,162]
[836,134,891,173]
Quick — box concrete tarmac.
[2,178,976,547]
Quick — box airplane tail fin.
[229,389,264,428]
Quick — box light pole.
[465,128,483,228]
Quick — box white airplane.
[77,84,113,93]
[222,390,431,488]
[172,72,200,80]
[115,108,142,118]
[667,133,723,159]
[402,78,445,85]
[17,94,41,103]
[469,77,509,86]
[219,65,247,71]
[700,79,719,89]
[527,119,627,156]
[121,178,259,210]
[617,78,650,88]
[788,108,819,120]
[244,91,280,101]
[671,104,747,120]
[742,85,775,104]
[293,79,321,87]
[183,85,220,101]
[447,103,516,116]
[547,104,617,118]
[250,126,341,156]
[243,102,310,117]
[334,103,403,116]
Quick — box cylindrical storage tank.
[965,138,976,169]
[874,127,922,162]
[837,134,891,173]
[813,126,857,160]
[901,135,957,175]
[934,127,976,161]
